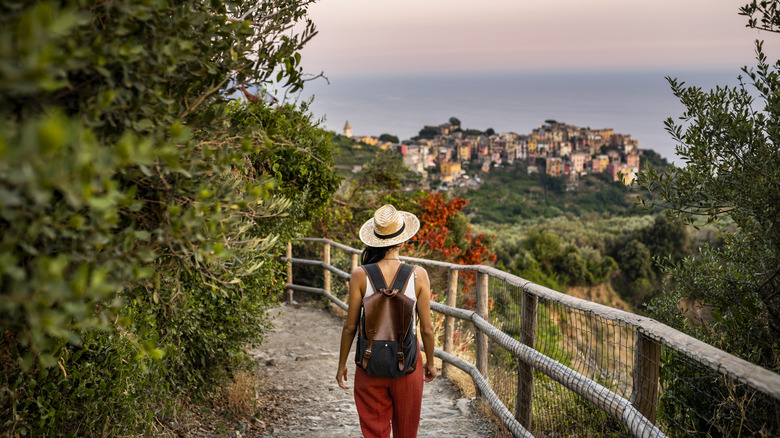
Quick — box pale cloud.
[300,0,780,75]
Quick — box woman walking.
[336,204,438,438]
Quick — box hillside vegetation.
[463,165,643,222]
[330,134,384,172]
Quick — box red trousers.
[353,346,423,438]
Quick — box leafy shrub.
[637,3,780,434]
[0,0,338,434]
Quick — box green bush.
[637,3,780,434]
[0,0,338,434]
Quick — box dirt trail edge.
[250,303,494,437]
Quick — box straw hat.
[359,204,420,248]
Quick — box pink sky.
[300,0,780,75]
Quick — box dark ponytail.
[361,245,399,265]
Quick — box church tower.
[344,120,352,138]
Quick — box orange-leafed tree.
[410,192,496,309]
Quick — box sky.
[290,1,780,161]
[299,0,780,76]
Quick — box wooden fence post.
[443,268,459,378]
[346,253,358,295]
[350,253,359,272]
[632,331,660,424]
[516,289,538,429]
[323,242,331,295]
[476,271,490,379]
[286,242,293,305]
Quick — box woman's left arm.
[415,267,438,382]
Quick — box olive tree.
[637,0,780,370]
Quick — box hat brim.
[359,211,420,248]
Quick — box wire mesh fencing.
[653,342,780,437]
[285,239,780,437]
[485,270,779,437]
[490,276,634,436]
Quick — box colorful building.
[546,157,563,177]
[440,161,462,183]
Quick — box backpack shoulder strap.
[361,263,386,294]
[390,264,416,372]
[363,263,415,296]
[391,264,415,295]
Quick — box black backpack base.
[356,328,418,378]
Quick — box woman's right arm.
[415,267,438,382]
[336,267,365,389]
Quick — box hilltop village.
[344,118,643,189]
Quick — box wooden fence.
[284,238,780,437]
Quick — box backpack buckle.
[396,352,404,361]
[364,349,372,359]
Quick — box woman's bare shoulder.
[350,266,366,280]
[412,265,428,273]
[412,265,429,281]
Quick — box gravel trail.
[249,303,494,437]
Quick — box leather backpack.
[355,263,418,378]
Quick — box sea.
[290,68,748,163]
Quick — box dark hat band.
[374,222,405,240]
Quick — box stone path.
[249,303,494,437]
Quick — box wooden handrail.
[286,238,780,437]
[286,282,667,437]
[281,257,351,279]
[432,301,666,438]
[286,284,347,311]
[293,238,780,400]
[434,348,533,438]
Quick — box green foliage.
[329,133,382,172]
[637,36,780,370]
[539,173,566,196]
[523,230,563,273]
[740,0,780,32]
[464,167,640,223]
[356,149,421,196]
[618,240,654,283]
[229,99,342,238]
[0,0,337,434]
[313,147,424,247]
[416,126,439,140]
[560,251,592,285]
[649,237,779,367]
[613,240,656,307]
[637,4,780,434]
[657,348,778,437]
[635,215,689,262]
[378,133,399,143]
[484,211,693,309]
[443,211,473,254]
[639,149,670,170]
[484,215,655,293]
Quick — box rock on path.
[249,303,493,437]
